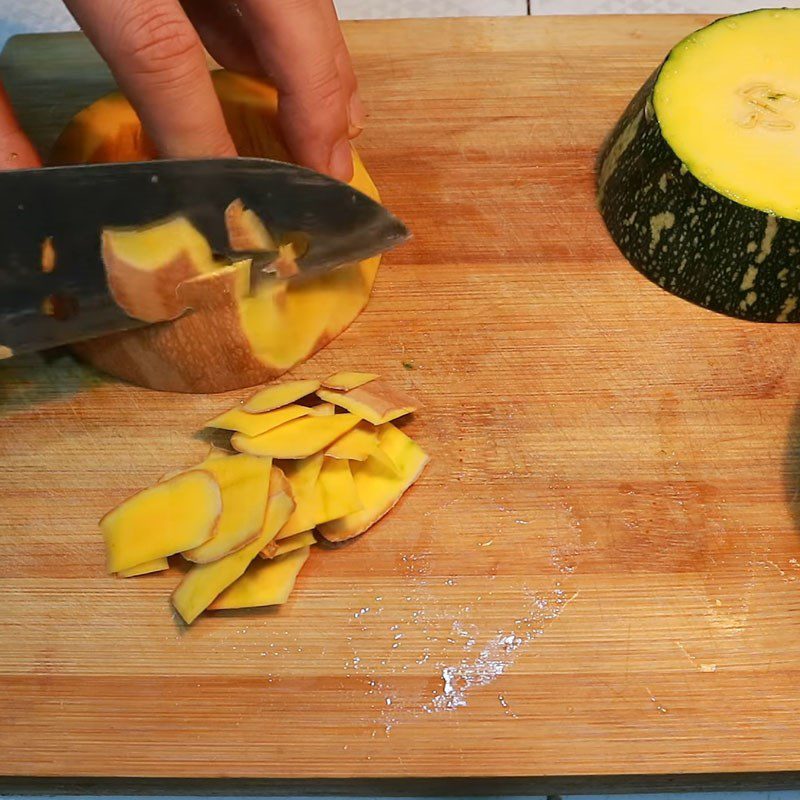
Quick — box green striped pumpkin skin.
[597,69,800,324]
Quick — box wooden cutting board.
[3,15,800,781]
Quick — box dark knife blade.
[0,158,410,359]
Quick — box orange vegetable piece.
[325,422,379,461]
[318,424,428,542]
[231,413,360,459]
[204,404,310,437]
[261,530,316,559]
[316,380,417,425]
[101,217,216,323]
[100,470,221,573]
[224,198,276,251]
[276,454,324,539]
[307,402,336,417]
[321,371,379,391]
[55,71,383,395]
[243,379,321,413]
[117,557,169,578]
[311,459,362,525]
[209,546,310,611]
[183,454,272,564]
[172,467,294,624]
[41,236,56,273]
[274,242,300,278]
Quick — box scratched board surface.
[2,16,800,779]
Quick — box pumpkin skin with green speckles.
[598,9,800,323]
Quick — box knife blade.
[0,158,410,359]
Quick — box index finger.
[239,0,353,180]
[65,0,236,159]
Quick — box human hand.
[0,0,364,180]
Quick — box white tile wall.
[335,0,527,17]
[534,0,780,12]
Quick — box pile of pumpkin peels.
[100,373,428,624]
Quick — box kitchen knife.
[0,158,410,359]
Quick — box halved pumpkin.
[50,70,382,392]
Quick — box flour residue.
[424,588,579,712]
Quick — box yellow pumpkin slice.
[172,469,295,624]
[204,445,231,461]
[311,459,362,525]
[101,217,216,323]
[318,424,428,542]
[325,422,379,461]
[321,371,379,391]
[209,546,311,611]
[225,198,276,251]
[316,380,417,425]
[231,413,360,459]
[273,242,301,278]
[204,404,310,437]
[276,454,324,538]
[243,379,321,413]
[306,402,336,417]
[261,530,316,559]
[258,466,296,544]
[100,470,221,573]
[117,557,169,578]
[183,454,272,564]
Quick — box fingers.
[64,0,236,159]
[180,0,262,76]
[238,0,353,180]
[315,0,365,139]
[0,82,41,170]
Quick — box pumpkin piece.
[209,546,310,611]
[175,259,250,311]
[100,470,221,573]
[172,522,274,624]
[311,459,362,525]
[56,70,383,393]
[183,454,272,564]
[325,422,379,462]
[224,198,276,251]
[231,413,360,459]
[316,380,417,425]
[101,217,217,323]
[41,236,56,273]
[279,231,310,259]
[204,445,232,461]
[204,404,310,437]
[244,379,321,413]
[321,371,379,391]
[276,454,324,539]
[599,8,800,322]
[172,468,295,623]
[318,424,428,542]
[117,557,169,578]
[274,243,300,279]
[255,466,297,550]
[307,402,336,417]
[260,530,316,559]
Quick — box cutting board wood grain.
[3,15,800,780]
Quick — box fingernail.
[329,138,354,182]
[348,91,366,132]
